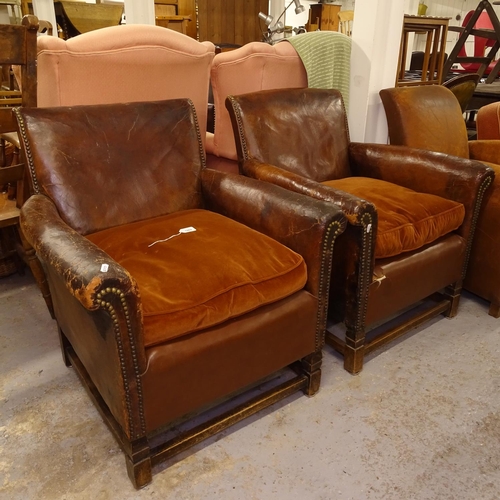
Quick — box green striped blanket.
[286,31,352,110]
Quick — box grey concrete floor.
[1,271,500,500]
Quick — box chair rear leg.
[58,327,72,367]
[300,351,322,396]
[488,302,500,318]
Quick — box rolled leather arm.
[201,168,347,301]
[20,194,137,311]
[240,158,375,225]
[349,142,495,207]
[469,140,500,165]
[349,142,495,243]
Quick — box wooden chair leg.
[58,327,72,367]
[343,342,365,375]
[443,282,462,318]
[300,351,322,396]
[488,302,500,318]
[125,438,153,489]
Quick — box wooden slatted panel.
[197,0,267,45]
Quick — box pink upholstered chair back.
[207,41,307,161]
[37,25,215,140]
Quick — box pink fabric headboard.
[207,41,307,160]
[37,25,215,140]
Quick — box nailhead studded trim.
[461,175,493,280]
[187,99,207,169]
[13,107,40,194]
[96,287,146,439]
[227,96,249,160]
[316,219,345,350]
[354,212,374,335]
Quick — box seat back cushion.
[228,87,352,182]
[86,209,307,347]
[37,24,215,140]
[17,99,204,235]
[207,41,307,160]
[379,85,470,159]
[323,177,465,258]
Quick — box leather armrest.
[21,194,148,432]
[20,194,137,311]
[469,140,500,165]
[349,142,495,242]
[240,158,375,226]
[349,142,494,206]
[200,168,347,309]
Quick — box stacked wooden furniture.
[0,15,37,277]
[0,14,54,317]
[396,14,450,86]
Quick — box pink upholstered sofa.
[206,41,307,173]
[36,24,215,141]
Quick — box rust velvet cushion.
[322,177,465,259]
[87,209,307,347]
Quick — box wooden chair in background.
[0,15,53,317]
[154,0,191,35]
[338,10,354,37]
[0,15,37,278]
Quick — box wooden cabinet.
[307,3,340,32]
[196,0,268,45]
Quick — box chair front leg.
[300,351,322,396]
[443,281,462,318]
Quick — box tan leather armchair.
[380,84,500,317]
[226,87,494,374]
[15,98,346,488]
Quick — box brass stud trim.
[461,175,493,280]
[97,288,146,439]
[13,108,40,194]
[316,219,345,350]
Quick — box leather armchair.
[476,101,500,139]
[226,87,494,374]
[15,98,346,488]
[380,84,500,317]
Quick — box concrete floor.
[1,271,500,500]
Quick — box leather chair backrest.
[443,73,480,113]
[477,101,500,140]
[208,41,307,161]
[227,87,352,182]
[379,85,470,159]
[37,24,215,141]
[16,99,204,235]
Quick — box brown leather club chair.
[15,98,346,488]
[380,84,500,318]
[226,87,494,374]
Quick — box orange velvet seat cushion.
[86,209,307,347]
[322,177,465,259]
